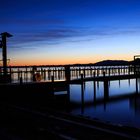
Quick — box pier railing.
[0,64,137,83]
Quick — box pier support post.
[32,66,37,81]
[118,68,120,75]
[104,80,109,100]
[81,81,85,113]
[93,71,96,77]
[43,69,46,80]
[81,73,83,81]
[128,66,130,75]
[51,75,54,83]
[108,68,110,76]
[20,77,23,84]
[103,71,106,77]
[9,66,12,82]
[51,75,54,94]
[83,69,86,78]
[65,65,71,82]
[93,81,96,102]
[136,78,138,94]
[97,69,99,77]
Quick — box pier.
[0,32,140,139]
[0,63,136,82]
[0,64,140,113]
[0,63,139,98]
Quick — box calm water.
[8,68,140,128]
[69,79,140,128]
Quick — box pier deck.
[71,74,139,84]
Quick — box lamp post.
[0,32,12,81]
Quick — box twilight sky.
[0,0,140,65]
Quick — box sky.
[0,0,140,66]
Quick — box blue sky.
[0,0,140,65]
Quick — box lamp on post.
[0,32,12,82]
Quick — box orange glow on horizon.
[8,54,133,66]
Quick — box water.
[5,67,140,128]
[69,79,140,128]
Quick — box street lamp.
[0,32,12,81]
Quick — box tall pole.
[2,33,7,77]
[1,32,12,81]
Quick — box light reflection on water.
[9,68,140,128]
[69,79,140,128]
[109,80,136,96]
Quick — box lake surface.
[6,67,140,128]
[68,79,140,128]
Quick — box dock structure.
[0,32,140,106]
[0,70,140,139]
[0,63,136,83]
[0,65,140,104]
[0,63,139,96]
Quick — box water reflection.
[130,95,140,116]
[109,79,136,96]
[69,79,140,128]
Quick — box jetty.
[0,32,140,139]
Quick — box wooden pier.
[0,63,137,83]
[0,64,140,109]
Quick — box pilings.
[93,81,96,102]
[1,64,140,108]
[65,65,71,82]
[136,77,138,94]
[0,64,135,83]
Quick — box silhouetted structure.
[65,65,71,81]
[134,55,140,75]
[0,32,12,82]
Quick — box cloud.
[8,28,81,48]
[8,26,140,49]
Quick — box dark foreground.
[0,100,140,140]
[0,82,140,140]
